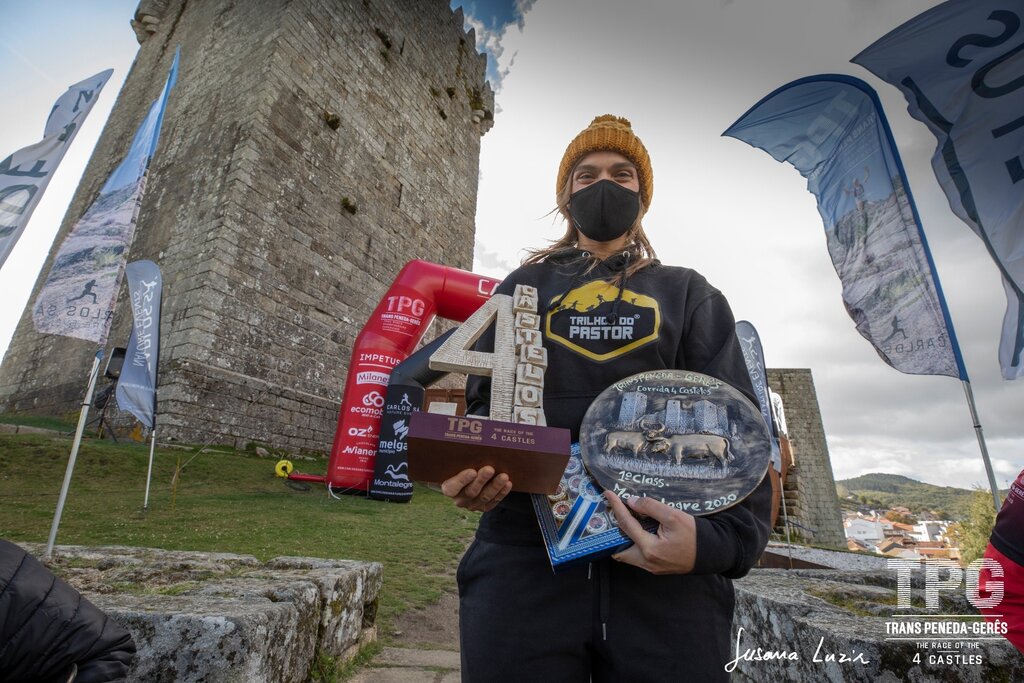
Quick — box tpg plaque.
[407,412,570,494]
[579,370,770,515]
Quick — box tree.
[945,489,997,565]
[887,511,918,525]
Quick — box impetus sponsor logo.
[358,352,402,366]
[357,371,390,385]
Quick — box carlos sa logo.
[546,280,660,362]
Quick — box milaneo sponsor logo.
[356,371,390,385]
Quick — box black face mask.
[568,180,640,243]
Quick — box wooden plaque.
[407,412,570,494]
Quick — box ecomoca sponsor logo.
[357,371,390,385]
[349,406,383,417]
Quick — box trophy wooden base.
[407,412,571,494]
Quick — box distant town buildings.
[842,511,961,563]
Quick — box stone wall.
[0,0,493,454]
[768,369,845,548]
[733,568,1023,682]
[29,544,382,683]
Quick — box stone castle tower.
[0,0,494,452]
[768,368,845,548]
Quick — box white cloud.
[473,239,518,278]
[459,0,537,91]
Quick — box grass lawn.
[0,431,479,633]
[0,412,77,432]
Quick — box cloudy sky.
[1,1,1020,491]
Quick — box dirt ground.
[387,585,461,650]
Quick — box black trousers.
[458,539,735,682]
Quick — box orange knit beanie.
[556,114,653,208]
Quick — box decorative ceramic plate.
[579,369,770,516]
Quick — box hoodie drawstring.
[607,250,631,325]
[547,247,635,320]
[546,251,592,314]
[597,560,610,641]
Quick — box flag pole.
[143,428,156,510]
[962,380,1001,510]
[780,485,793,569]
[142,272,162,510]
[46,348,104,559]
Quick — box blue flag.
[0,70,112,269]
[32,49,179,344]
[735,320,781,473]
[116,260,162,428]
[853,1,1024,380]
[724,75,965,380]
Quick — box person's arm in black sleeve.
[680,291,773,579]
[0,540,136,682]
[690,467,772,578]
[677,289,757,404]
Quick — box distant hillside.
[840,473,928,494]
[836,473,982,521]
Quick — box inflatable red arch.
[287,260,500,492]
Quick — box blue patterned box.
[532,443,658,573]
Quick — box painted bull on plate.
[665,434,734,468]
[603,431,647,457]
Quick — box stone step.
[349,647,460,683]
[374,647,460,669]
[350,667,459,683]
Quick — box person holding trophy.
[442,114,772,681]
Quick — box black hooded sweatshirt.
[465,248,772,578]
